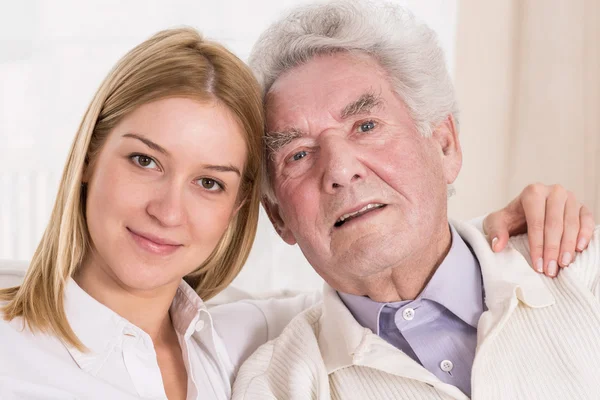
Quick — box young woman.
[0,28,594,400]
[0,28,262,400]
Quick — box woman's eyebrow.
[123,133,240,176]
[202,164,241,177]
[122,133,170,156]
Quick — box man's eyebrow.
[264,128,306,156]
[122,133,169,156]
[340,92,383,119]
[202,164,241,177]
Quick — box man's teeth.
[337,203,384,224]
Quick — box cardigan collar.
[317,220,554,397]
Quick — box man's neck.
[353,223,453,302]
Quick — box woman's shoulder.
[0,313,55,350]
[1,314,47,369]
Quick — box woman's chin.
[112,264,183,293]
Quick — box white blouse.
[0,279,235,400]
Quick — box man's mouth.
[334,203,386,228]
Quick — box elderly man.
[232,1,600,399]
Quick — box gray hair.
[249,0,459,202]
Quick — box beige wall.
[450,0,600,220]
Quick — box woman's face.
[83,97,247,292]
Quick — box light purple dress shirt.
[338,225,485,397]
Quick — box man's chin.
[331,230,414,262]
[331,224,400,249]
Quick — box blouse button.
[195,320,205,332]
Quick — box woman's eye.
[198,178,223,192]
[131,154,158,169]
[358,120,376,133]
[291,150,308,162]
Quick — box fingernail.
[535,258,544,273]
[491,237,498,252]
[547,260,558,277]
[561,252,572,266]
[577,238,587,251]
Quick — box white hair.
[250,0,459,202]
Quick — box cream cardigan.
[232,221,600,400]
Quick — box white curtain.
[450,0,600,220]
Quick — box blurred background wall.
[453,0,600,221]
[0,0,597,294]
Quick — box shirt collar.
[339,225,484,333]
[170,280,210,338]
[337,292,385,335]
[320,282,461,397]
[63,278,211,374]
[419,224,483,327]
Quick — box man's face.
[264,53,461,290]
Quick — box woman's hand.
[483,183,595,277]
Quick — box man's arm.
[210,291,321,373]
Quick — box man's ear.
[431,114,462,184]
[262,197,297,245]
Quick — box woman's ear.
[232,198,247,218]
[81,155,93,184]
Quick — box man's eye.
[291,150,308,161]
[131,154,158,169]
[358,121,376,133]
[198,178,223,192]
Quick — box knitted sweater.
[232,221,600,400]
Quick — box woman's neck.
[74,253,180,344]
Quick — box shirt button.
[402,308,415,321]
[440,359,454,372]
[123,327,137,337]
[195,320,205,332]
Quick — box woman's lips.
[127,228,182,256]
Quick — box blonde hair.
[0,28,264,349]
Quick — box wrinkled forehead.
[264,52,393,131]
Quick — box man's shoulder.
[249,300,324,353]
[231,302,326,399]
[562,225,600,293]
[509,225,600,292]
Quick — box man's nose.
[320,136,367,194]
